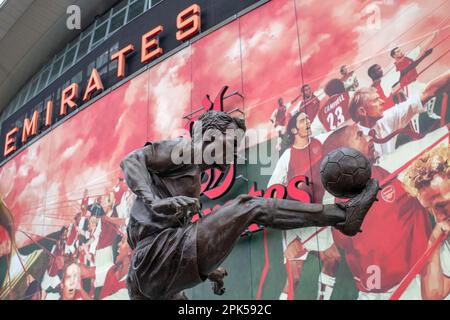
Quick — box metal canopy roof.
[0,0,118,114]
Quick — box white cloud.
[61,139,83,159]
[150,53,191,138]
[0,162,16,197]
[124,74,148,107]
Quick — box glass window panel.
[36,101,44,113]
[113,0,127,13]
[127,0,146,21]
[92,23,108,45]
[25,76,39,102]
[96,50,109,68]
[71,71,83,85]
[99,65,108,77]
[16,85,29,108]
[56,83,68,101]
[109,42,119,56]
[97,11,110,25]
[48,58,63,83]
[24,85,33,104]
[109,59,118,73]
[37,67,51,92]
[108,41,120,73]
[109,10,126,34]
[87,60,95,76]
[77,35,91,60]
[62,45,77,71]
[151,1,163,9]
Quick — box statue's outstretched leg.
[197,179,379,277]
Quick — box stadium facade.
[0,0,449,300]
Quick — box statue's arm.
[120,144,158,204]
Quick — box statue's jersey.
[124,139,204,299]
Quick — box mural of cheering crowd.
[0,0,449,300]
[0,178,134,300]
[269,23,449,300]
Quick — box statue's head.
[190,111,246,171]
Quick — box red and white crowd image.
[0,0,449,300]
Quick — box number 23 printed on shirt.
[326,106,345,130]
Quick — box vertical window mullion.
[124,2,130,24]
[88,18,100,53]
[105,10,113,35]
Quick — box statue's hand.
[335,178,380,236]
[151,196,200,214]
[208,267,228,296]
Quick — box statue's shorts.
[127,223,206,300]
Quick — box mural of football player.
[111,177,130,219]
[270,98,289,151]
[368,35,435,111]
[340,65,359,92]
[403,145,450,300]
[323,124,432,299]
[368,64,402,110]
[79,215,120,291]
[80,189,90,215]
[98,233,132,299]
[317,79,353,132]
[348,71,450,156]
[41,227,70,297]
[390,40,434,91]
[268,111,340,300]
[289,84,321,123]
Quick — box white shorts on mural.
[357,276,422,300]
[282,227,334,261]
[94,246,114,288]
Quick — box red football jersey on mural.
[332,166,431,292]
[113,180,128,205]
[396,56,418,88]
[99,266,127,299]
[287,138,324,202]
[318,92,351,131]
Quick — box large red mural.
[0,0,449,300]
